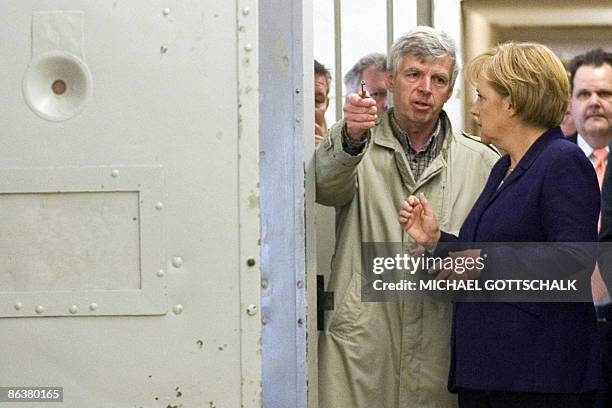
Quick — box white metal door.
[0,1,260,406]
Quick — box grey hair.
[343,53,388,93]
[389,26,460,87]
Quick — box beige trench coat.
[316,111,499,408]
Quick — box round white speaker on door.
[22,51,92,121]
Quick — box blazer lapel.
[458,155,508,241]
[487,161,523,203]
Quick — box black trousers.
[458,388,595,408]
[595,306,612,408]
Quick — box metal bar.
[334,0,342,121]
[387,0,394,52]
[417,0,433,26]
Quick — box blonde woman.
[400,43,600,407]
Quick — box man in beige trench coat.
[316,26,499,408]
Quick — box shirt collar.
[389,108,442,153]
[577,133,609,158]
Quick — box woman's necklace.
[500,165,514,186]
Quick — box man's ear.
[387,73,394,93]
[443,85,454,103]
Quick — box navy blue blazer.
[441,127,601,393]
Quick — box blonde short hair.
[465,42,569,128]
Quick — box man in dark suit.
[568,49,612,182]
[571,48,612,407]
[568,49,612,297]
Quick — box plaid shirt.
[389,108,444,181]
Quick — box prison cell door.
[0,1,261,406]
